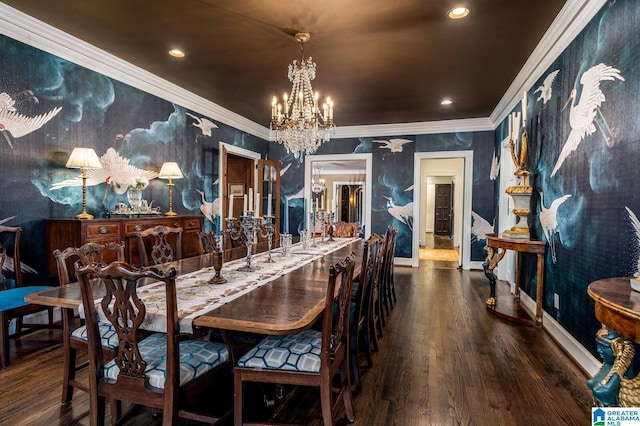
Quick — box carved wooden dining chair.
[53,241,125,404]
[369,234,386,344]
[76,261,232,426]
[135,225,183,266]
[197,230,218,254]
[234,254,356,426]
[380,226,398,319]
[350,234,383,394]
[0,225,56,368]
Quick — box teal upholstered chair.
[234,254,356,426]
[350,234,383,394]
[76,261,232,425]
[0,225,55,368]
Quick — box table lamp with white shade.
[159,161,183,216]
[65,147,103,219]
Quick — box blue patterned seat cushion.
[71,322,119,349]
[237,330,322,373]
[0,286,52,311]
[103,333,229,389]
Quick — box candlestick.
[248,188,253,213]
[255,192,260,215]
[243,194,247,216]
[508,114,512,140]
[267,193,272,216]
[228,194,234,219]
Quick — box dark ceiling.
[3,0,567,128]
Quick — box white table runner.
[82,237,358,334]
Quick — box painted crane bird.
[539,191,571,263]
[551,63,624,177]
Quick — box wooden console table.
[483,233,546,326]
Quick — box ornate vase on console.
[126,176,149,212]
[504,110,532,239]
[127,189,143,210]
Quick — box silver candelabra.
[259,215,275,263]
[226,213,261,272]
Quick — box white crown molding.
[0,3,271,141]
[490,0,607,125]
[329,117,495,139]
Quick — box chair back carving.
[135,225,183,266]
[197,230,218,254]
[0,225,24,288]
[354,235,382,326]
[53,241,125,285]
[76,262,179,395]
[381,225,397,312]
[322,254,355,372]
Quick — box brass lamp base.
[165,211,178,216]
[75,211,94,220]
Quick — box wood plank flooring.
[0,256,593,425]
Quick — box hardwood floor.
[0,257,593,425]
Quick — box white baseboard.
[519,291,600,376]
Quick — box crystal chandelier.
[270,32,334,159]
[312,167,326,194]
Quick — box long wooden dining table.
[26,238,362,336]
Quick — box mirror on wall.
[308,159,366,227]
[336,184,363,223]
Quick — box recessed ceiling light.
[441,99,453,106]
[168,49,186,58]
[448,7,470,19]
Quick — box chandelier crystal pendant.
[312,167,326,194]
[270,32,335,159]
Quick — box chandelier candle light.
[65,147,103,219]
[270,32,335,158]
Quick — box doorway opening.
[219,142,261,227]
[497,136,517,289]
[413,151,472,269]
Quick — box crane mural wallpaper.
[499,0,640,349]
[1,0,640,359]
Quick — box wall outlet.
[554,293,560,309]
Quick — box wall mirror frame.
[303,153,372,240]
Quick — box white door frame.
[304,153,372,240]
[413,151,473,269]
[497,137,517,289]
[219,141,261,202]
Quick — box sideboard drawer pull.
[174,222,180,228]
[98,226,108,234]
[133,225,142,232]
[189,221,195,227]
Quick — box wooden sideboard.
[45,216,203,282]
